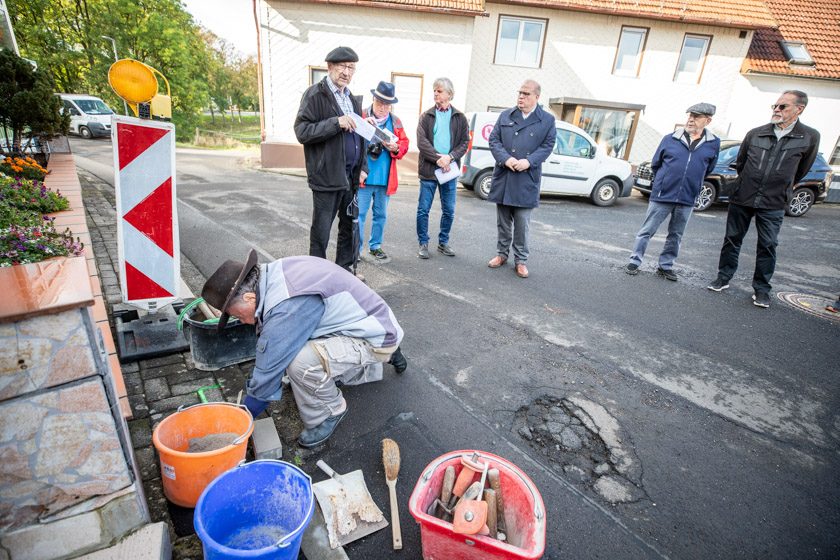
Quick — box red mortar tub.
[408,450,546,560]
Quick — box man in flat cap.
[202,250,407,448]
[625,103,720,281]
[295,47,367,277]
[707,90,819,308]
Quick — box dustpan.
[313,460,388,549]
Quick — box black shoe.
[418,244,430,259]
[752,292,771,308]
[388,347,407,374]
[656,267,678,281]
[437,244,456,257]
[370,248,389,261]
[625,263,639,275]
[297,409,348,448]
[707,278,730,292]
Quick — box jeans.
[357,185,390,251]
[309,178,358,271]
[416,178,457,246]
[496,204,532,264]
[717,203,784,294]
[629,200,694,270]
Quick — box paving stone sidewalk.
[79,169,307,559]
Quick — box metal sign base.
[113,302,189,363]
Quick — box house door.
[391,73,423,152]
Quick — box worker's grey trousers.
[496,204,532,264]
[286,336,384,429]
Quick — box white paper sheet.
[434,161,462,184]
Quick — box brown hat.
[201,249,258,331]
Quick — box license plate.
[636,178,651,186]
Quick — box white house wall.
[258,0,475,150]
[466,3,753,162]
[729,74,840,161]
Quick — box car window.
[555,129,592,158]
[74,99,114,115]
[716,144,740,165]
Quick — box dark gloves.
[388,347,407,374]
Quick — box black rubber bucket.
[183,309,257,371]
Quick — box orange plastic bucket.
[152,402,254,507]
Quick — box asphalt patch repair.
[514,395,646,504]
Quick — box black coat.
[730,120,820,210]
[294,78,367,192]
[487,105,556,208]
[416,106,470,181]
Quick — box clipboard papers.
[349,113,397,145]
[434,161,462,184]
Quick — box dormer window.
[780,41,814,65]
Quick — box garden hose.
[177,297,220,331]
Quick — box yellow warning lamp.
[108,59,172,120]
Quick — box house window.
[780,41,814,65]
[612,26,648,77]
[309,66,327,86]
[829,137,840,166]
[674,34,711,83]
[494,15,546,68]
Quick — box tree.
[0,48,69,153]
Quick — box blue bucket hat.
[371,81,398,104]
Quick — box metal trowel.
[313,460,388,549]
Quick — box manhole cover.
[777,292,840,322]
[514,395,645,504]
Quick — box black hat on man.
[201,249,258,331]
[371,81,398,104]
[686,102,716,116]
[325,46,359,63]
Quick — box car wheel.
[786,188,815,217]
[590,178,619,207]
[694,181,716,212]
[475,171,492,201]
[79,126,92,139]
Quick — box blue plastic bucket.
[194,460,315,559]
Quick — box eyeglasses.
[770,104,800,111]
[335,63,356,74]
[517,91,533,97]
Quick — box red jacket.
[361,108,409,195]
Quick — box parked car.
[460,112,633,207]
[633,140,833,217]
[56,94,115,139]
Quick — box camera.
[367,142,383,159]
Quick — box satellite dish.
[108,59,158,104]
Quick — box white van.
[57,94,115,139]
[460,112,633,207]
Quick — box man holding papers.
[486,80,556,279]
[415,77,470,259]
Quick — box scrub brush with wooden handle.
[382,438,402,550]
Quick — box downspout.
[253,0,266,145]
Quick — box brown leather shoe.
[488,255,507,268]
[515,263,529,278]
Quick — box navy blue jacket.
[650,129,720,206]
[488,105,556,208]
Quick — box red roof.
[495,0,777,29]
[744,0,840,80]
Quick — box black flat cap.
[325,46,359,63]
[686,102,716,116]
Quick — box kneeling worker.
[201,249,407,448]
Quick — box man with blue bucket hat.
[201,249,407,448]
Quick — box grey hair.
[433,77,455,98]
[523,79,541,96]
[232,266,260,302]
[783,90,808,106]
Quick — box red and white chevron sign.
[113,116,179,311]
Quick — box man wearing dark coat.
[486,80,556,279]
[294,46,368,276]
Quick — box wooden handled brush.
[382,438,402,550]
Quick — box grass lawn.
[197,114,260,144]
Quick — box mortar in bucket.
[152,402,254,507]
[409,450,546,560]
[194,460,315,559]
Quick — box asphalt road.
[71,136,839,559]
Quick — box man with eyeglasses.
[624,103,720,281]
[707,90,820,308]
[294,47,368,278]
[486,80,556,279]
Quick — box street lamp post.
[102,35,129,116]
